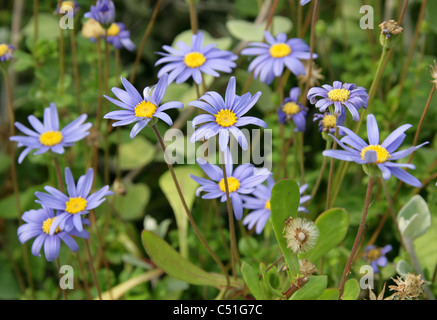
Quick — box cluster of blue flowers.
[8,0,430,263]
[11,103,113,261]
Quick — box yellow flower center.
[282,102,300,116]
[135,100,157,118]
[360,145,391,164]
[39,131,63,147]
[184,52,206,68]
[215,109,238,127]
[65,197,88,214]
[321,115,337,129]
[0,44,10,57]
[265,200,271,210]
[328,89,350,102]
[269,43,292,58]
[366,248,382,261]
[219,176,241,193]
[42,217,61,235]
[107,23,120,37]
[60,1,75,10]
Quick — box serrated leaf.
[290,275,327,300]
[302,208,349,263]
[270,179,300,276]
[142,231,243,288]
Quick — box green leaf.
[342,279,361,300]
[159,166,202,258]
[0,184,44,219]
[114,183,151,221]
[398,195,431,239]
[142,231,242,288]
[22,13,60,42]
[315,279,359,300]
[226,16,293,42]
[316,288,339,300]
[241,262,264,300]
[270,179,300,276]
[290,275,328,300]
[172,29,232,51]
[396,260,413,277]
[118,136,156,170]
[302,208,350,263]
[414,215,437,274]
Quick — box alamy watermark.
[59,265,74,290]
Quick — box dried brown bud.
[388,273,426,300]
[379,20,403,49]
[299,259,317,277]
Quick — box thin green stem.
[151,125,230,290]
[310,138,331,202]
[325,130,338,210]
[220,160,239,280]
[58,26,65,94]
[70,27,82,113]
[130,0,162,83]
[302,0,319,101]
[92,38,103,190]
[33,0,38,60]
[338,178,374,300]
[84,239,102,300]
[3,70,34,298]
[189,0,199,34]
[103,33,110,186]
[75,252,92,300]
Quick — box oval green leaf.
[142,231,242,288]
[290,275,328,300]
[303,207,349,263]
[270,179,301,276]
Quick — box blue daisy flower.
[241,177,311,234]
[322,114,428,187]
[313,112,345,135]
[278,87,308,132]
[364,245,392,273]
[241,31,317,84]
[190,154,272,220]
[307,81,369,122]
[35,167,113,234]
[106,22,136,51]
[0,43,15,62]
[9,103,92,164]
[84,0,115,28]
[104,73,184,138]
[17,205,89,261]
[155,31,238,85]
[189,76,266,152]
